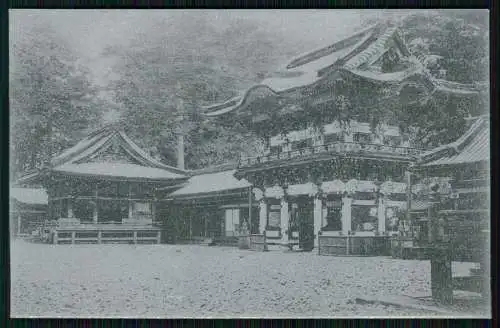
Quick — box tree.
[103,13,299,169]
[10,19,104,179]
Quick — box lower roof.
[169,170,251,197]
[53,163,187,181]
[10,188,48,205]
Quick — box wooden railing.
[249,234,267,251]
[53,228,161,245]
[239,142,422,167]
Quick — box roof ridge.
[285,23,379,70]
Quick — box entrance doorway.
[291,197,314,251]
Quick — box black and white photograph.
[9,9,490,318]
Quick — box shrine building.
[201,22,486,254]
[16,124,189,244]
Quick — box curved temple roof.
[17,124,188,183]
[202,23,486,118]
[418,116,490,167]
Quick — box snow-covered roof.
[202,22,485,120]
[169,170,251,197]
[419,116,489,167]
[52,163,185,180]
[47,124,188,181]
[10,188,48,205]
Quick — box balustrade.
[239,141,422,168]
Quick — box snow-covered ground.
[10,240,488,318]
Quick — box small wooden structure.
[157,166,258,246]
[9,187,48,237]
[17,124,189,244]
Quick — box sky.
[10,10,409,85]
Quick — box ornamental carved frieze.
[286,182,319,197]
[252,188,264,201]
[320,179,345,195]
[345,179,359,196]
[380,181,407,196]
[265,185,285,200]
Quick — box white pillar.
[341,196,352,235]
[280,198,289,245]
[67,200,74,219]
[128,202,134,219]
[313,197,323,247]
[17,214,22,236]
[259,200,267,234]
[93,205,98,224]
[378,195,386,234]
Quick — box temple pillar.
[93,184,98,224]
[17,214,22,236]
[259,200,267,234]
[67,200,74,219]
[313,197,323,247]
[341,195,352,235]
[377,195,386,234]
[280,197,289,245]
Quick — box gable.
[73,133,148,166]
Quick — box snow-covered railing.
[238,141,422,168]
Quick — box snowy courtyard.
[10,240,488,318]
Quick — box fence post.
[97,230,102,244]
[157,231,161,244]
[53,230,58,245]
[71,231,76,244]
[133,231,138,244]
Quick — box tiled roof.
[202,22,485,119]
[10,188,48,205]
[169,170,251,197]
[46,124,189,180]
[420,117,489,167]
[53,163,186,180]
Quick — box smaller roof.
[10,188,48,205]
[53,163,186,180]
[169,170,251,197]
[419,116,489,167]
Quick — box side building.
[156,164,257,246]
[16,124,189,244]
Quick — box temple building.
[202,22,486,254]
[156,164,256,245]
[412,115,490,297]
[16,124,189,244]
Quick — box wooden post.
[128,184,133,220]
[71,231,76,244]
[248,186,252,234]
[406,170,412,237]
[133,231,137,244]
[428,184,453,304]
[93,183,99,224]
[17,214,22,236]
[97,230,102,244]
[157,230,161,244]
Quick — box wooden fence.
[53,229,161,245]
[249,234,267,252]
[318,235,390,256]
